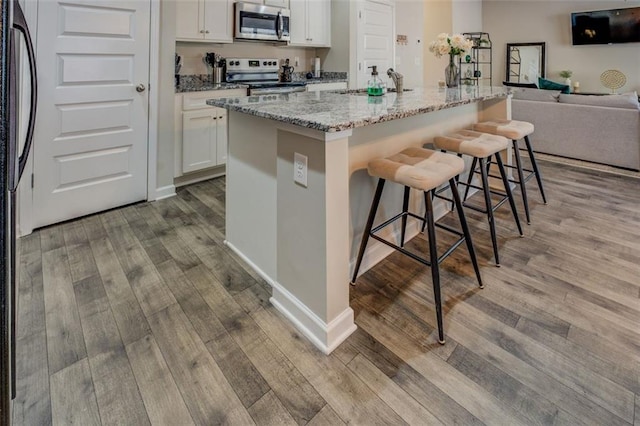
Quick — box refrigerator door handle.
[10,0,37,191]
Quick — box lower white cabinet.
[175,89,246,178]
[182,108,227,173]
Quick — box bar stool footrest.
[369,210,469,267]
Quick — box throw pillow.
[512,87,561,102]
[538,77,570,94]
[558,91,640,110]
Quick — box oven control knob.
[263,61,267,66]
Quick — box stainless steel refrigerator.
[1,0,37,423]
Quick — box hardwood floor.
[12,160,640,425]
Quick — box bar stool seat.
[434,130,523,268]
[435,130,509,158]
[368,147,464,191]
[473,119,534,140]
[352,147,483,345]
[472,119,547,224]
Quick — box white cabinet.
[289,0,330,47]
[182,108,227,174]
[176,0,233,42]
[175,89,246,178]
[306,82,347,92]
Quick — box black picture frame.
[505,42,546,84]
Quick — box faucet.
[387,68,404,92]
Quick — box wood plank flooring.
[12,159,640,425]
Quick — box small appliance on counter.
[226,58,306,95]
[280,58,294,82]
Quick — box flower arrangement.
[559,70,573,78]
[428,33,474,58]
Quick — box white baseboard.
[224,240,275,287]
[270,282,357,355]
[153,185,176,201]
[225,240,357,354]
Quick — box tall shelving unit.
[459,32,492,87]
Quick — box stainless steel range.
[226,58,306,95]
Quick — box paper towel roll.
[314,57,321,78]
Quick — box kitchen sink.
[333,88,414,96]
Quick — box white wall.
[395,0,424,88]
[483,1,640,93]
[452,0,482,33]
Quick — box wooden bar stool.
[351,147,483,344]
[473,119,548,224]
[433,130,524,268]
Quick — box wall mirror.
[505,42,546,84]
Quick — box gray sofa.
[511,89,640,170]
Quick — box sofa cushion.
[512,87,561,102]
[558,92,640,110]
[538,77,570,94]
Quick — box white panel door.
[33,0,150,228]
[356,0,394,89]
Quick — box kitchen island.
[208,87,510,354]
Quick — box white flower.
[429,33,472,58]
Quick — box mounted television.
[571,7,640,45]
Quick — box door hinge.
[31,173,34,188]
[359,11,362,19]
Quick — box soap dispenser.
[367,66,385,96]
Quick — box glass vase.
[445,55,460,88]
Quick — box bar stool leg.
[462,156,478,202]
[478,157,501,267]
[400,186,410,247]
[351,179,386,284]
[449,178,483,288]
[424,191,445,344]
[524,136,547,204]
[494,153,524,237]
[512,139,531,224]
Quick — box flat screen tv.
[571,7,640,45]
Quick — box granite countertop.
[176,75,248,93]
[207,86,509,132]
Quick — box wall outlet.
[293,152,308,187]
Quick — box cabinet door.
[203,0,233,42]
[288,0,307,45]
[265,0,289,6]
[182,109,218,173]
[306,0,330,46]
[176,0,204,40]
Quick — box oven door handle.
[277,11,283,40]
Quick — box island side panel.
[225,112,278,282]
[275,128,356,353]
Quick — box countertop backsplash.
[175,42,319,76]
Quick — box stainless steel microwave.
[235,2,290,42]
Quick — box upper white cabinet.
[289,0,330,47]
[176,0,233,43]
